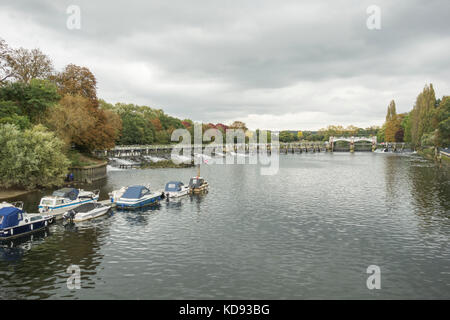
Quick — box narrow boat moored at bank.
[38,188,100,214]
[109,185,163,209]
[63,202,111,222]
[164,181,190,199]
[0,202,53,240]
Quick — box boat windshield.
[41,199,54,205]
[0,216,3,224]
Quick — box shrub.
[0,124,69,189]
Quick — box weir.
[94,139,393,158]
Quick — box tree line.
[1,38,447,189]
[379,84,449,148]
[278,84,448,148]
[0,39,258,188]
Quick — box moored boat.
[189,177,209,194]
[189,162,209,194]
[109,185,163,209]
[0,202,53,240]
[63,202,111,222]
[38,188,100,215]
[164,181,190,199]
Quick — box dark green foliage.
[0,79,59,123]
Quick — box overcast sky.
[1,0,449,130]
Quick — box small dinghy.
[39,188,100,214]
[63,202,110,222]
[164,181,190,199]
[109,185,164,209]
[0,202,53,240]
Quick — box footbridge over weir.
[94,137,390,158]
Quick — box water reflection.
[0,230,50,262]
[408,155,450,220]
[0,153,449,299]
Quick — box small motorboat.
[189,163,209,194]
[63,202,111,222]
[164,181,190,199]
[109,185,163,209]
[39,188,100,214]
[0,202,53,240]
[189,177,209,194]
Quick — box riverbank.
[418,148,450,167]
[0,188,36,201]
[140,160,194,169]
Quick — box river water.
[1,152,449,299]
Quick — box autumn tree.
[384,100,402,142]
[46,95,120,151]
[6,47,54,83]
[0,38,13,83]
[229,121,248,131]
[53,64,98,107]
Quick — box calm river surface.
[1,152,449,299]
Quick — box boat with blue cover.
[38,188,100,214]
[109,185,164,209]
[0,202,53,240]
[164,181,190,199]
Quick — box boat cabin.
[0,206,24,230]
[53,188,79,200]
[165,181,184,192]
[189,177,205,188]
[121,185,151,200]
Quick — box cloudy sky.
[0,0,449,130]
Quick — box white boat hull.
[165,187,190,198]
[72,206,110,222]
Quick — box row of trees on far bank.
[1,37,448,188]
[278,84,449,148]
[380,84,449,148]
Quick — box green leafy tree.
[0,124,69,189]
[433,96,450,147]
[401,113,412,143]
[119,111,155,145]
[0,79,60,123]
[0,101,31,129]
[410,84,436,146]
[279,131,295,142]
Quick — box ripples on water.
[1,153,449,299]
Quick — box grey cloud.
[0,0,449,129]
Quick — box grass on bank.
[67,150,106,167]
[140,160,194,169]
